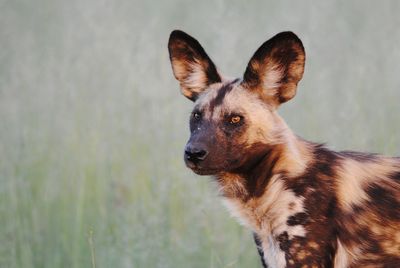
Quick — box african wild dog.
[168,30,400,267]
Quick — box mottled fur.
[168,30,400,267]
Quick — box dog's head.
[168,30,305,175]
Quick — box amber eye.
[230,115,241,124]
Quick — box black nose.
[185,146,208,162]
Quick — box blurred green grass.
[1,0,399,267]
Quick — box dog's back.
[221,144,400,267]
[332,151,400,267]
[275,146,400,267]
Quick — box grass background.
[1,0,400,267]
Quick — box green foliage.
[0,0,399,267]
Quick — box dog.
[168,30,400,267]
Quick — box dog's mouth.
[185,161,221,175]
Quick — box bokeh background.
[1,0,400,267]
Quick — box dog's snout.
[185,145,208,162]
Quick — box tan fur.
[336,157,399,211]
[221,175,304,233]
[344,210,399,262]
[217,173,248,199]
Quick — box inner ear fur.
[242,31,305,106]
[168,30,221,101]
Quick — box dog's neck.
[215,131,314,268]
[216,129,313,201]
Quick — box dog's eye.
[229,115,242,124]
[192,112,201,120]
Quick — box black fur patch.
[277,231,289,251]
[287,212,309,226]
[390,170,400,182]
[233,144,279,199]
[365,183,400,220]
[282,145,339,267]
[208,79,239,110]
[339,150,379,162]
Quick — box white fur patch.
[334,239,350,268]
[263,64,283,93]
[262,234,287,268]
[183,63,207,90]
[334,239,362,268]
[256,176,306,240]
[222,175,307,267]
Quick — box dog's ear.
[168,30,221,101]
[242,32,305,107]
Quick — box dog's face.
[168,30,305,175]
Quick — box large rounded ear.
[242,31,305,107]
[168,30,222,101]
